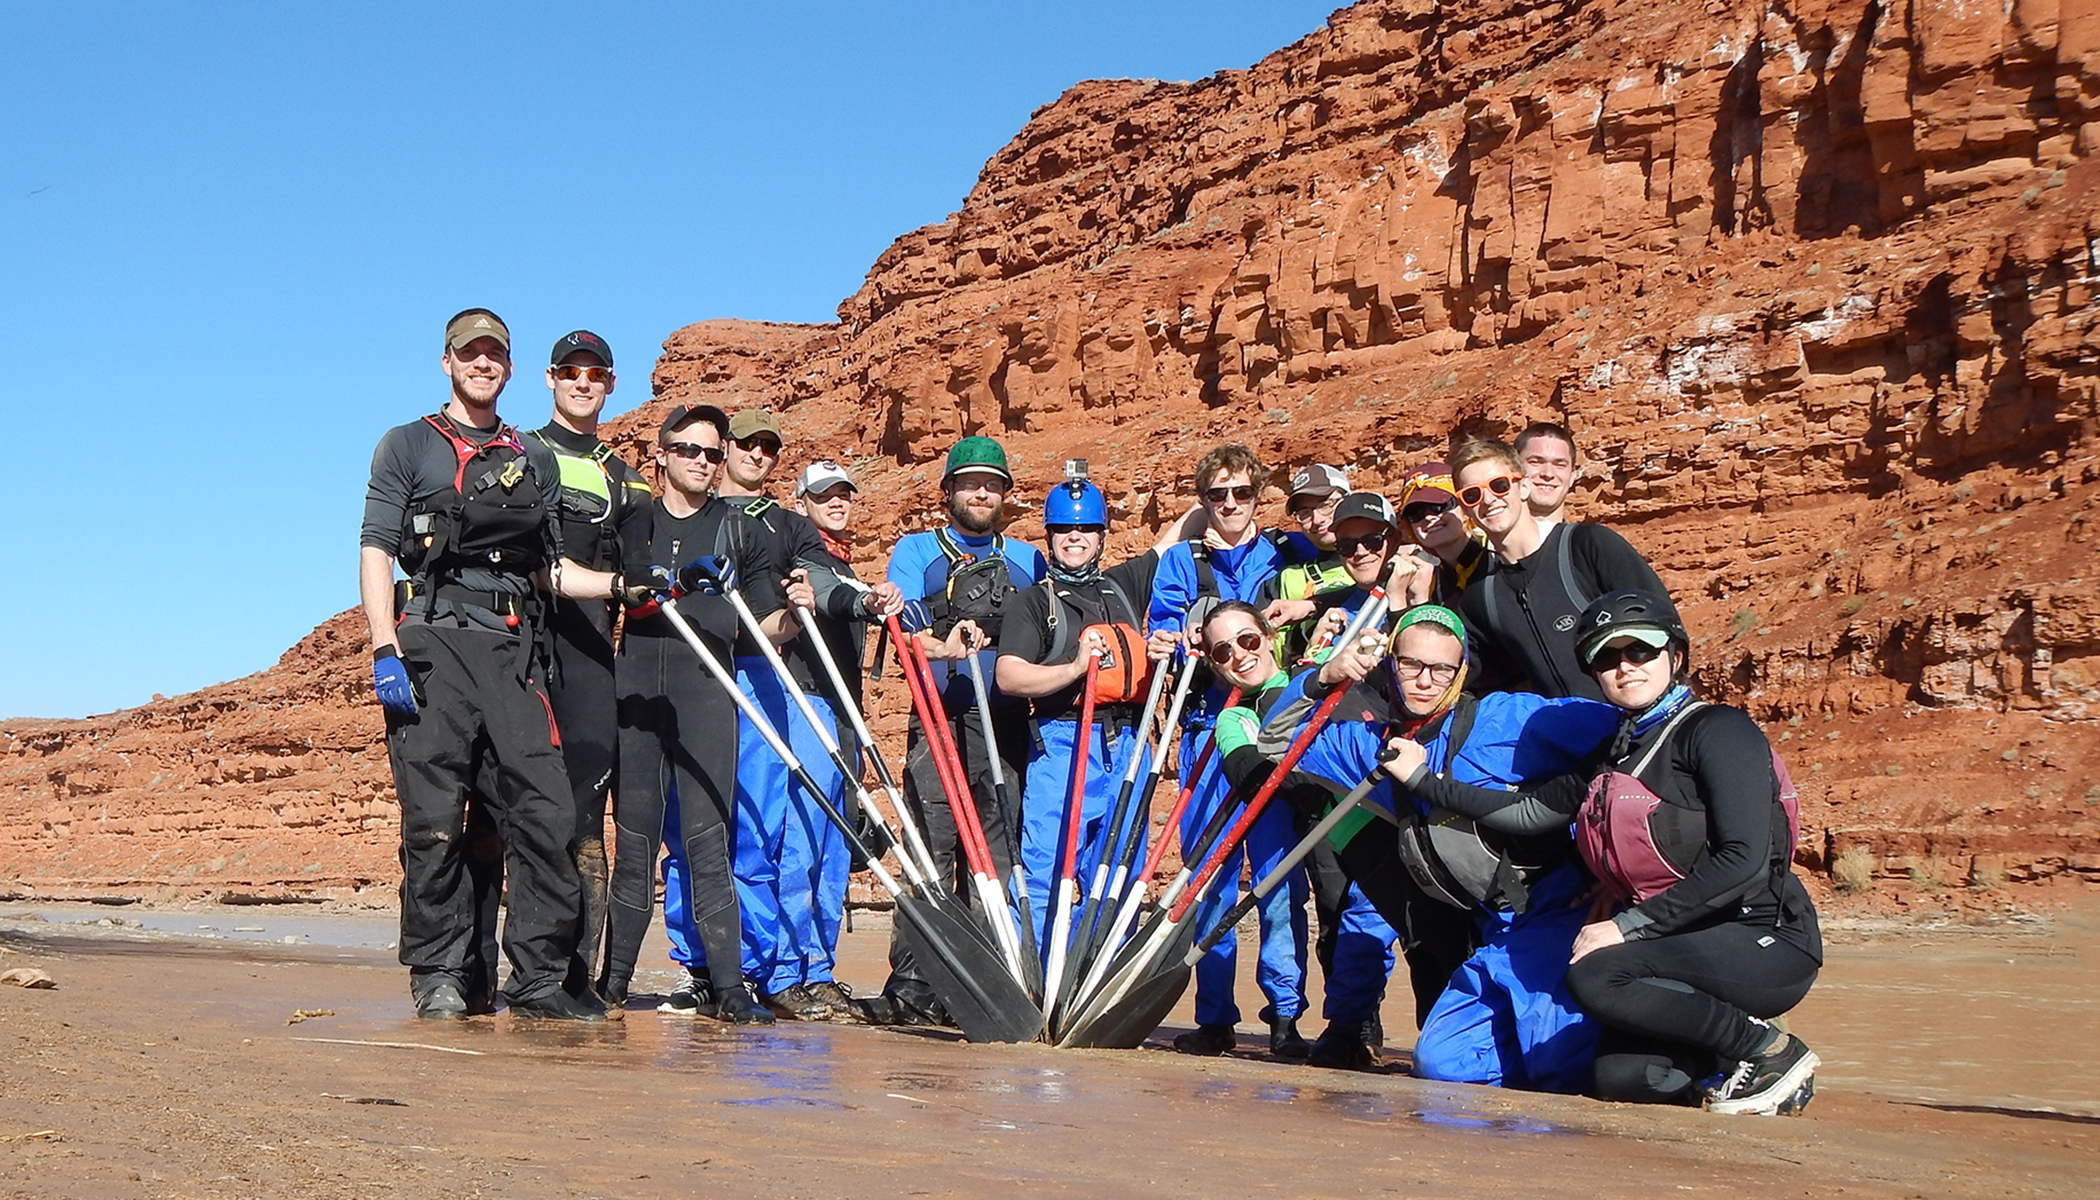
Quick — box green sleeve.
[1212,706,1263,757]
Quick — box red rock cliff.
[5,0,2096,906]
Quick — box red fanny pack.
[1576,702,1800,905]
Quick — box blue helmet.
[1044,479,1107,528]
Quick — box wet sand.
[2,902,2094,1199]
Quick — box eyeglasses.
[1202,485,1258,505]
[1586,641,1667,673]
[1205,630,1267,663]
[1456,474,1522,508]
[553,363,611,384]
[1391,656,1461,685]
[733,436,782,458]
[664,442,726,463]
[1288,495,1340,520]
[1403,500,1458,525]
[1334,530,1390,556]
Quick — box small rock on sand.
[0,968,56,989]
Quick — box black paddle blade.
[893,895,1044,1044]
[1054,918,1198,1049]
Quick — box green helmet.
[943,436,1012,485]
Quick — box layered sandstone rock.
[5,0,2095,906]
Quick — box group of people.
[358,307,1822,1116]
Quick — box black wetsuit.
[1408,698,1821,1103]
[600,497,781,1001]
[1457,523,1675,701]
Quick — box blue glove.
[372,649,417,717]
[674,554,738,597]
[895,598,933,634]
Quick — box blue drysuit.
[1018,718,1142,954]
[1288,685,1617,1091]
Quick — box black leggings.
[1565,919,1819,1104]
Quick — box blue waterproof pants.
[1018,718,1140,954]
[1321,883,1397,1023]
[1412,860,1598,1093]
[1179,726,1308,1026]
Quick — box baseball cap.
[727,409,783,442]
[1287,463,1350,501]
[794,461,857,498]
[659,404,729,443]
[444,308,510,353]
[1331,491,1396,529]
[549,330,613,368]
[1398,461,1458,509]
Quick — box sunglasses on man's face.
[1205,630,1267,663]
[1586,641,1667,673]
[1456,474,1521,508]
[664,442,726,463]
[1403,500,1458,525]
[1334,530,1390,556]
[553,364,611,384]
[733,436,782,458]
[1202,485,1257,505]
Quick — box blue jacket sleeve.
[1148,543,1196,633]
[886,533,937,596]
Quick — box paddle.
[958,625,1043,997]
[658,597,1041,1042]
[1039,651,1101,1027]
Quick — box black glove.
[617,566,672,610]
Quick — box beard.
[947,492,999,535]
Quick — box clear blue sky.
[2,1,1339,719]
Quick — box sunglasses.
[1205,630,1267,663]
[1202,485,1258,505]
[733,436,782,457]
[664,442,726,463]
[1456,474,1522,508]
[553,363,611,384]
[1391,655,1460,685]
[1334,530,1390,556]
[1586,641,1667,673]
[1403,500,1458,524]
[1045,524,1105,535]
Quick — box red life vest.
[1576,701,1801,904]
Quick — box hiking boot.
[804,980,861,1022]
[509,989,609,1022]
[762,982,833,1021]
[656,969,718,1018]
[1171,1023,1237,1056]
[414,978,469,1021]
[1306,1020,1377,1070]
[716,983,778,1026]
[1269,1016,1311,1060]
[1706,1032,1820,1116]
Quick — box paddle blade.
[1054,920,1198,1049]
[893,896,1044,1043]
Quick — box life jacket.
[1040,575,1152,705]
[1270,555,1355,662]
[1576,701,1801,905]
[921,527,1027,640]
[1395,697,1557,914]
[527,430,642,573]
[401,414,550,583]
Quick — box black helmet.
[1574,590,1688,668]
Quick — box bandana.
[817,528,854,564]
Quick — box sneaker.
[1305,1020,1377,1071]
[510,989,610,1022]
[716,983,778,1026]
[804,980,861,1022]
[1706,1033,1820,1116]
[656,969,718,1018]
[1269,1016,1311,1060]
[761,982,833,1022]
[414,978,469,1021]
[1171,1023,1237,1056]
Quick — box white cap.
[1288,463,1350,500]
[793,460,857,498]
